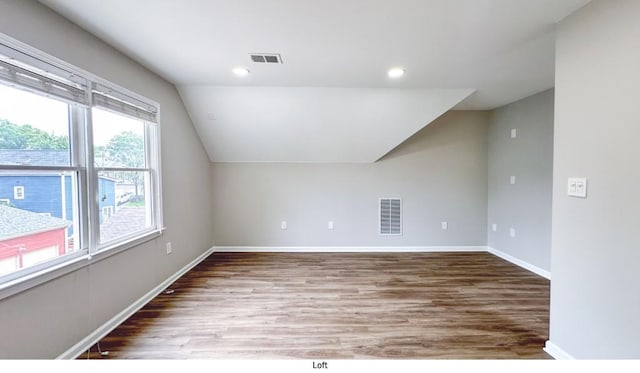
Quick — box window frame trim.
[90,109,161,252]
[13,185,24,199]
[0,32,165,297]
[0,228,163,301]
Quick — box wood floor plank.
[84,252,550,359]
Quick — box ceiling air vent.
[379,198,402,236]
[250,53,283,64]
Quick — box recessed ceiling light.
[232,67,250,76]
[388,67,405,78]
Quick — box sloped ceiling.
[40,0,591,162]
[179,87,474,162]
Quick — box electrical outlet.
[509,228,516,238]
[441,221,448,230]
[492,223,497,232]
[510,175,516,185]
[511,128,517,138]
[568,177,587,198]
[328,221,334,230]
[166,242,172,255]
[281,221,287,230]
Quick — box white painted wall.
[487,89,554,273]
[211,111,489,248]
[549,0,640,358]
[0,0,213,358]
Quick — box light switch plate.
[510,176,516,185]
[568,177,587,198]
[511,128,517,138]
[441,221,448,230]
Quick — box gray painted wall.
[550,0,640,358]
[487,89,554,272]
[0,0,213,358]
[212,111,489,247]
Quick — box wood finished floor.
[86,252,550,359]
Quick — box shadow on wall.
[379,111,490,162]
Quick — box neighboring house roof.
[0,149,69,166]
[0,205,71,241]
[0,150,113,177]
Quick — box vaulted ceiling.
[40,0,590,162]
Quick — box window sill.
[91,229,164,264]
[0,228,164,302]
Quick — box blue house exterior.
[0,174,75,219]
[0,150,116,232]
[98,175,116,221]
[0,174,116,225]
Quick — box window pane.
[0,84,70,166]
[99,171,152,244]
[92,107,145,168]
[0,171,80,277]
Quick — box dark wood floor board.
[85,252,550,359]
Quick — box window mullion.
[69,106,87,254]
[84,103,100,256]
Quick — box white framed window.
[0,35,163,291]
[93,106,158,246]
[102,205,113,221]
[13,186,24,199]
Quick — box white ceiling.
[40,0,590,162]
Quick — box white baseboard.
[544,340,575,360]
[487,247,551,280]
[57,246,216,360]
[213,246,487,253]
[215,246,550,279]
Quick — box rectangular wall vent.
[379,198,402,235]
[250,53,283,64]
